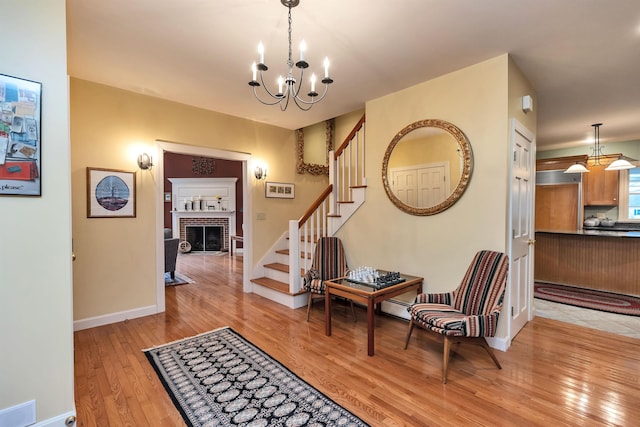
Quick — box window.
[620,167,640,220]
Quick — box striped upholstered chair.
[303,237,355,321]
[404,250,509,383]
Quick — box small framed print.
[0,74,43,196]
[265,181,295,199]
[87,167,136,218]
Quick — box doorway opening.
[154,141,253,313]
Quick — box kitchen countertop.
[536,229,640,238]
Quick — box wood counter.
[535,231,640,296]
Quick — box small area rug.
[534,282,640,316]
[144,327,369,427]
[165,272,194,286]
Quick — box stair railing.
[287,114,366,293]
[288,185,332,293]
[330,114,366,214]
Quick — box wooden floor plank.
[74,253,640,426]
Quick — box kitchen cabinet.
[583,159,620,206]
[536,155,588,171]
[535,184,579,231]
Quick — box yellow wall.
[337,55,512,335]
[70,79,327,322]
[0,0,75,423]
[70,54,532,344]
[508,57,537,139]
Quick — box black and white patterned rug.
[144,327,369,426]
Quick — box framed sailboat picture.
[87,167,136,218]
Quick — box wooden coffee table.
[324,273,423,356]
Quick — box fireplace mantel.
[169,177,237,213]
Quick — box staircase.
[251,115,367,308]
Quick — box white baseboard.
[32,410,75,427]
[0,400,35,427]
[74,305,158,331]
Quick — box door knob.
[527,239,536,246]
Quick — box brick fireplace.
[172,210,235,252]
[182,219,227,251]
[169,177,238,252]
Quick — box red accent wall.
[163,152,243,239]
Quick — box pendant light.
[564,123,634,173]
[605,156,635,170]
[564,162,589,173]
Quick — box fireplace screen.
[185,226,223,251]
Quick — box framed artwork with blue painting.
[0,74,42,196]
[87,167,136,218]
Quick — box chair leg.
[478,338,502,369]
[349,301,356,322]
[442,335,453,384]
[306,293,314,321]
[404,319,415,349]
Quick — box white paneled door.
[509,119,535,343]
[391,162,449,208]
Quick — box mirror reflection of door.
[391,162,450,207]
[382,119,473,216]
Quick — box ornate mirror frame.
[296,119,334,175]
[382,119,473,216]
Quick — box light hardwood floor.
[74,253,640,426]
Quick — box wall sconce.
[254,165,267,180]
[137,153,153,170]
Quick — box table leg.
[367,298,375,356]
[325,290,332,336]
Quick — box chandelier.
[565,123,635,173]
[248,0,333,111]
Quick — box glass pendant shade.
[564,163,590,173]
[605,158,635,171]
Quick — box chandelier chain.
[287,6,293,70]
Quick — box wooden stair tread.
[286,235,326,242]
[264,262,305,276]
[276,249,311,259]
[350,185,368,189]
[337,200,354,204]
[250,277,307,296]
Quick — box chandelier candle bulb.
[299,40,306,61]
[324,57,329,78]
[258,42,264,64]
[252,62,257,81]
[310,74,316,92]
[278,76,284,94]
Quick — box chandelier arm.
[291,94,315,111]
[258,70,281,100]
[258,69,294,102]
[293,82,331,105]
[279,92,292,111]
[252,85,286,106]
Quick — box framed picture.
[265,181,295,199]
[0,74,43,196]
[87,167,136,218]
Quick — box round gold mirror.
[382,119,473,215]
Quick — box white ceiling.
[66,0,640,150]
